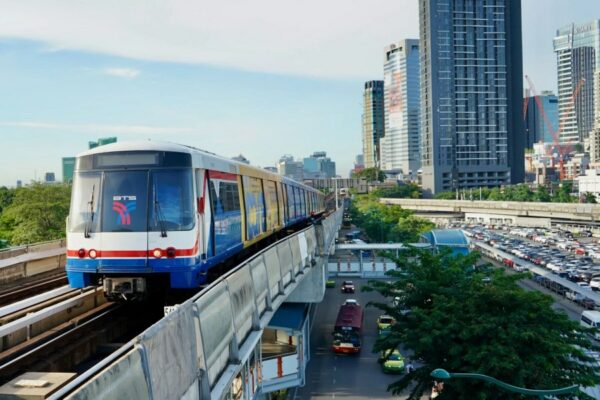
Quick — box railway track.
[0,271,68,307]
[0,299,162,386]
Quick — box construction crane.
[524,75,585,179]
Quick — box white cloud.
[104,67,140,78]
[0,121,196,135]
[0,0,419,79]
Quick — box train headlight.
[78,248,86,258]
[153,249,163,258]
[88,249,97,259]
[166,247,176,258]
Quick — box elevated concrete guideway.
[381,198,600,226]
[48,209,344,400]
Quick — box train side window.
[220,182,241,212]
[210,180,240,213]
[286,184,295,219]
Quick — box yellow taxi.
[376,315,395,332]
[378,348,405,373]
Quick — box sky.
[0,0,599,186]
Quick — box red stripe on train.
[208,170,238,181]
[66,240,199,258]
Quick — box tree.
[554,181,576,203]
[349,195,423,243]
[365,248,600,399]
[535,185,552,202]
[0,186,14,214]
[353,167,386,182]
[0,183,71,245]
[390,215,435,243]
[434,191,456,200]
[583,192,597,204]
[373,184,421,199]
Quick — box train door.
[208,171,243,256]
[195,170,208,259]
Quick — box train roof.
[77,140,320,192]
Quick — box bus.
[332,303,364,354]
[581,310,600,341]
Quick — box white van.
[580,311,600,340]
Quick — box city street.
[294,277,411,400]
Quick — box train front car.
[66,142,203,300]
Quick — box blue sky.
[0,0,599,186]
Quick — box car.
[578,297,597,310]
[326,279,336,288]
[341,280,356,293]
[343,299,359,306]
[379,349,405,373]
[377,315,396,332]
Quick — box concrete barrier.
[52,209,342,400]
[0,239,66,286]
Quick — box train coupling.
[103,277,146,300]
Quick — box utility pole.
[334,178,338,210]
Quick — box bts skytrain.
[66,141,325,299]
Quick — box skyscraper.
[362,80,385,169]
[380,39,421,179]
[524,91,559,148]
[419,0,524,195]
[277,155,304,182]
[303,151,336,179]
[590,70,600,164]
[553,20,600,144]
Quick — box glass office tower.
[380,39,421,180]
[419,0,524,195]
[362,80,385,169]
[553,20,600,144]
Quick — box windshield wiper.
[153,191,167,238]
[84,184,95,239]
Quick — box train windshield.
[149,169,195,232]
[70,168,194,234]
[101,170,149,232]
[69,172,101,233]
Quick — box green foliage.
[352,167,386,182]
[583,192,598,204]
[434,183,578,203]
[0,183,71,245]
[433,191,456,200]
[0,186,14,214]
[372,183,421,199]
[364,249,600,399]
[349,194,434,243]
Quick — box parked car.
[578,297,597,310]
[341,280,355,293]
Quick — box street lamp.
[430,368,579,399]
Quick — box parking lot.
[456,223,600,311]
